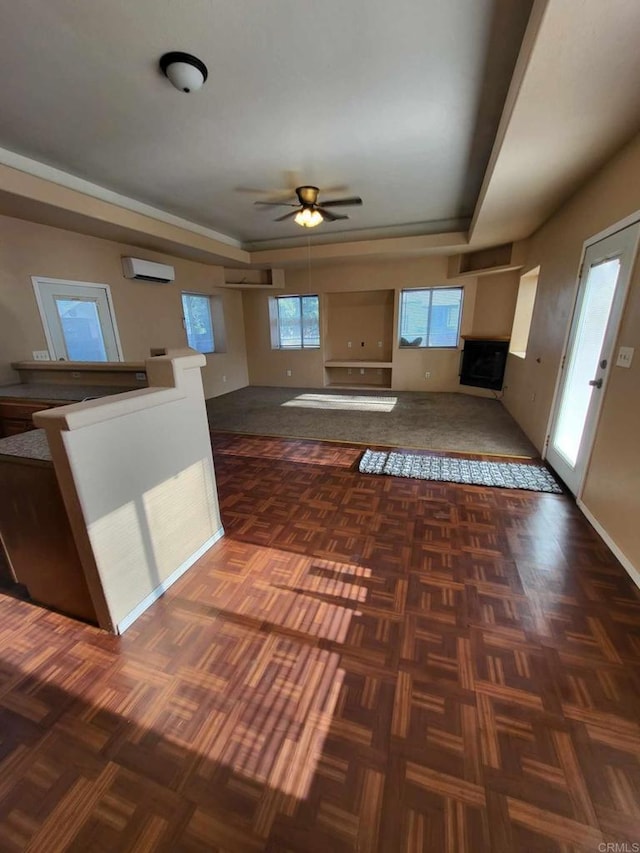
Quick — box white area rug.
[359,449,563,493]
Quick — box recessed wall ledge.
[33,349,204,432]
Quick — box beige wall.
[502,132,640,571]
[243,256,518,393]
[326,289,395,362]
[471,272,520,339]
[0,211,519,400]
[0,213,248,398]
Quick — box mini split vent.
[121,257,175,283]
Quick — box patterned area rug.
[359,449,563,493]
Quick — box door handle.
[589,378,603,389]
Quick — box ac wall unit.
[122,257,175,283]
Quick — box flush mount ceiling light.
[159,52,208,93]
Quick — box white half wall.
[35,349,223,632]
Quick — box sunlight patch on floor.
[282,393,398,413]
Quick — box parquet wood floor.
[1,432,640,851]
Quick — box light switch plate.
[32,350,50,361]
[616,346,634,368]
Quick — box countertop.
[0,429,51,462]
[0,383,137,401]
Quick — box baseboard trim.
[577,500,640,590]
[116,527,225,634]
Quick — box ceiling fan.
[255,185,362,228]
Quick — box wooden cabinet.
[0,400,59,438]
[0,457,97,623]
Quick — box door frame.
[31,276,124,362]
[543,212,640,499]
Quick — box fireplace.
[460,338,509,391]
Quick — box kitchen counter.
[0,383,137,401]
[0,384,142,441]
[0,429,51,462]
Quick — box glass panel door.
[54,298,109,361]
[550,259,618,467]
[32,278,122,362]
[546,222,640,494]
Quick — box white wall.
[35,351,223,632]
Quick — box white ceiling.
[0,0,639,262]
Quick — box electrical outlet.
[32,350,50,361]
[286,369,292,377]
[616,346,634,368]
[424,371,431,379]
[222,375,227,383]
[360,368,365,375]
[135,372,146,381]
[347,341,352,348]
[377,341,383,348]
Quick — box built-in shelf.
[222,268,285,289]
[447,243,525,278]
[324,363,392,390]
[11,360,145,372]
[324,360,393,369]
[325,382,392,391]
[10,360,148,389]
[324,288,395,389]
[461,336,510,342]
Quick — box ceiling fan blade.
[274,210,300,222]
[254,200,298,207]
[320,196,363,208]
[316,207,349,222]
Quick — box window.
[399,287,463,348]
[32,277,123,362]
[182,293,215,353]
[274,295,320,348]
[509,267,539,358]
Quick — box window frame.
[273,294,321,350]
[509,267,539,359]
[398,286,463,349]
[181,291,215,355]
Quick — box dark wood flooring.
[1,432,639,851]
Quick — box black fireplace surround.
[459,338,509,391]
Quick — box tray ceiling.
[1,0,640,263]
[0,0,533,246]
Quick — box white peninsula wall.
[34,349,223,633]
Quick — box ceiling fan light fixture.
[294,207,323,228]
[160,51,208,93]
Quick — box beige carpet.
[206,386,537,457]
